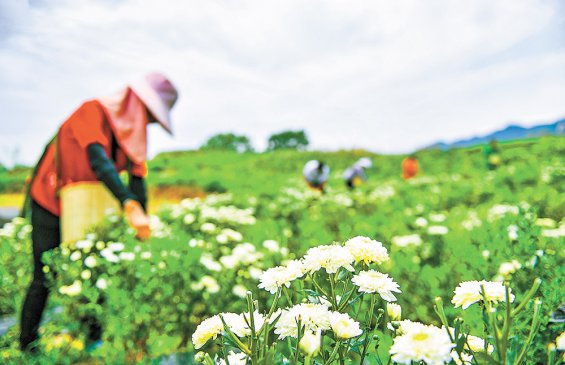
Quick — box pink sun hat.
[130,72,179,135]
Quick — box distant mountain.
[424,119,565,150]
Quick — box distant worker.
[484,139,501,170]
[303,160,330,193]
[401,155,419,180]
[344,157,372,189]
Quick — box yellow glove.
[123,199,151,240]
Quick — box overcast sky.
[1,0,564,166]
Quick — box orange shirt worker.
[20,73,179,351]
[402,155,419,180]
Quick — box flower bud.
[299,330,321,356]
[387,303,402,321]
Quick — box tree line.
[200,130,309,152]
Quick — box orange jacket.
[30,100,147,216]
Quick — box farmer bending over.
[19,73,179,352]
[303,160,330,193]
[343,157,372,189]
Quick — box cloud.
[0,0,564,165]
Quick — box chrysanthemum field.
[0,137,564,364]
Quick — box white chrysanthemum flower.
[462,212,482,231]
[352,270,401,301]
[188,238,206,248]
[535,218,556,228]
[84,256,97,268]
[299,330,321,356]
[220,255,238,269]
[542,224,565,238]
[80,270,91,280]
[387,303,402,321]
[451,350,473,365]
[70,251,82,262]
[427,225,449,235]
[200,254,222,272]
[182,213,196,225]
[263,240,280,252]
[192,315,224,349]
[274,303,331,339]
[221,311,266,338]
[231,243,263,265]
[232,285,248,298]
[466,334,494,354]
[201,276,220,294]
[302,244,355,274]
[75,240,93,251]
[507,225,519,241]
[220,313,248,337]
[108,242,125,251]
[556,331,565,350]
[390,322,454,365]
[59,280,82,296]
[95,278,108,290]
[498,260,521,277]
[452,281,515,309]
[429,213,446,222]
[249,267,263,280]
[216,233,229,244]
[95,241,105,250]
[223,229,243,242]
[217,351,247,365]
[392,234,422,248]
[345,236,389,265]
[258,260,304,293]
[141,251,152,259]
[415,217,428,227]
[119,252,135,261]
[101,249,119,263]
[389,320,422,335]
[200,223,217,233]
[488,204,519,221]
[329,312,362,339]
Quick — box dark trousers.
[20,200,61,350]
[20,201,102,351]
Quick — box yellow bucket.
[352,176,363,187]
[60,182,121,243]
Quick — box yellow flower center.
[413,332,429,341]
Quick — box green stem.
[247,294,258,365]
[501,283,513,357]
[512,278,541,317]
[434,297,456,343]
[329,274,338,308]
[514,299,542,365]
[219,315,252,355]
[294,319,303,365]
[485,303,503,364]
[337,288,356,312]
[358,330,371,365]
[283,286,293,306]
[325,340,342,365]
[359,295,376,364]
[258,287,281,337]
[354,294,365,323]
[309,273,329,298]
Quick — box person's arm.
[129,175,147,212]
[86,143,138,206]
[87,143,150,239]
